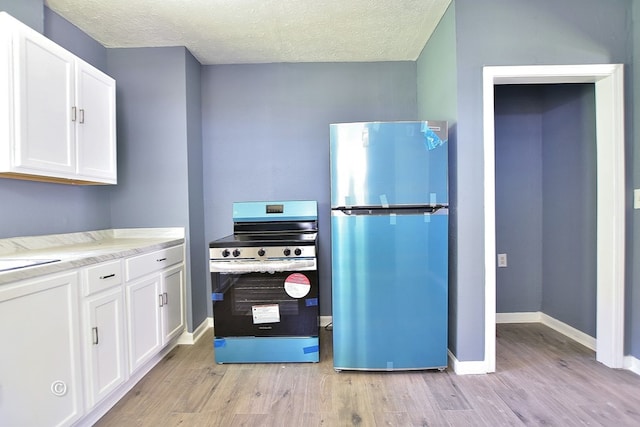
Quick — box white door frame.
[482,64,625,372]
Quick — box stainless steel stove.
[209,200,319,363]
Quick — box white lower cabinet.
[162,264,185,344]
[126,274,163,373]
[0,272,84,427]
[125,245,185,374]
[84,288,127,407]
[0,242,185,426]
[81,260,127,410]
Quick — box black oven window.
[231,274,299,317]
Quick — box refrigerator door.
[331,210,448,370]
[330,121,448,208]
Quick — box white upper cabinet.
[0,12,117,185]
[14,23,76,176]
[75,60,117,181]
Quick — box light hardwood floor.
[95,323,640,426]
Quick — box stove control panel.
[210,245,316,261]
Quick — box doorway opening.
[494,83,597,355]
[483,64,625,373]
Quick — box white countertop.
[0,228,185,285]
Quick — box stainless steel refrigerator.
[330,121,448,371]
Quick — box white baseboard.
[496,311,542,323]
[624,355,640,376]
[320,315,332,327]
[176,317,213,345]
[447,350,488,375]
[538,312,596,351]
[497,311,596,351]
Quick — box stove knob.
[283,248,291,256]
[233,249,241,257]
[257,248,266,257]
[222,249,230,258]
[294,248,302,256]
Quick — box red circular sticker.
[284,273,311,298]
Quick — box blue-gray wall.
[0,0,42,33]
[416,2,459,354]
[185,51,208,332]
[0,179,112,238]
[44,7,106,71]
[416,3,457,124]
[435,0,630,362]
[632,0,640,361]
[541,84,597,336]
[106,47,207,331]
[107,48,191,229]
[494,85,543,314]
[494,84,597,338]
[418,0,633,362]
[201,62,418,316]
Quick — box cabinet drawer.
[83,260,123,296]
[125,245,184,282]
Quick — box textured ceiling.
[44,0,451,65]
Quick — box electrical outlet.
[635,189,640,210]
[497,253,507,268]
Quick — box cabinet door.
[161,265,185,344]
[75,60,117,182]
[84,287,127,408]
[13,25,76,176]
[0,272,83,427]
[0,14,12,161]
[126,275,162,374]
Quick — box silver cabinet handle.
[92,327,99,345]
[71,106,77,122]
[99,273,116,280]
[159,293,168,306]
[79,109,85,124]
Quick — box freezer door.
[330,121,448,208]
[331,211,448,370]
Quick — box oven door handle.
[209,259,316,273]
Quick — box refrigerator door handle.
[332,205,447,216]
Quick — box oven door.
[211,269,319,337]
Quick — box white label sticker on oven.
[284,273,311,298]
[252,304,280,324]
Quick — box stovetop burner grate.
[209,200,318,266]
